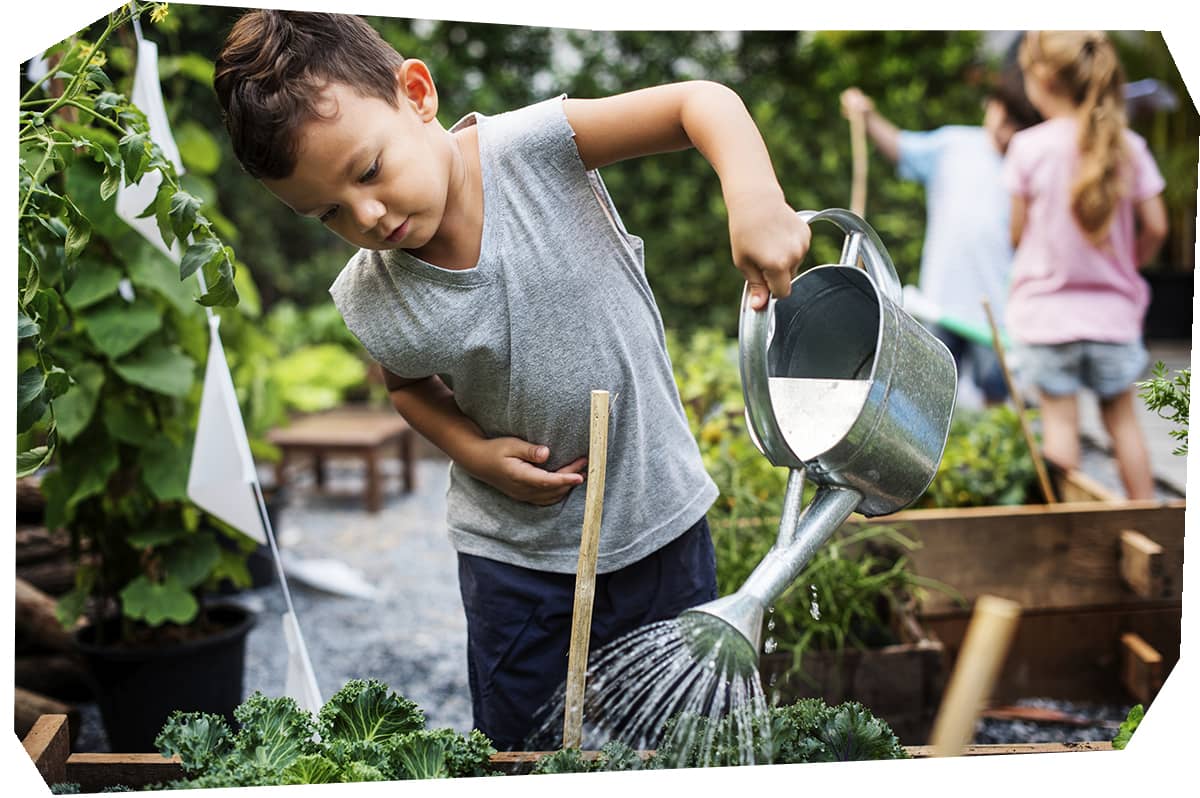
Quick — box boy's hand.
[728,192,811,310]
[467,437,587,506]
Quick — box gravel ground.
[71,443,1149,753]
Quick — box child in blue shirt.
[214,11,811,748]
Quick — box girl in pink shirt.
[1005,30,1168,499]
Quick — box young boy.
[214,11,810,749]
[840,66,1041,407]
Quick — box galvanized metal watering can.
[682,209,957,670]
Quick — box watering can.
[681,208,957,672]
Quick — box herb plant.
[1112,703,1144,750]
[917,405,1038,509]
[1137,362,1190,456]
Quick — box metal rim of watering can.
[738,209,901,469]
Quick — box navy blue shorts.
[456,515,717,750]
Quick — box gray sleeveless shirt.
[329,96,717,574]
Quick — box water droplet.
[764,638,777,654]
[767,617,776,632]
[809,584,821,620]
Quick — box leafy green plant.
[155,679,497,787]
[17,5,252,641]
[917,405,1039,509]
[1137,362,1190,456]
[530,741,645,774]
[1112,703,1144,750]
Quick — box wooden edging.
[23,715,1116,790]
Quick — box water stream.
[526,613,771,765]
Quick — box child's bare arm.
[839,88,901,164]
[383,369,585,505]
[1133,194,1168,267]
[1009,194,1028,248]
[563,81,810,311]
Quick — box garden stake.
[929,594,1021,757]
[982,299,1057,503]
[849,107,868,217]
[563,390,611,749]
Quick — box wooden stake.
[982,299,1057,504]
[563,390,611,749]
[929,595,1022,757]
[849,108,868,217]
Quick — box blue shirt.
[897,126,1012,331]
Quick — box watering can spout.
[681,486,862,662]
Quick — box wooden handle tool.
[563,390,611,749]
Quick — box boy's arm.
[1009,194,1028,247]
[383,369,586,505]
[839,88,901,164]
[563,81,810,311]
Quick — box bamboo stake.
[929,595,1022,757]
[982,299,1057,504]
[849,107,868,217]
[563,390,611,749]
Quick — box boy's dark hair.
[989,58,1042,132]
[213,11,405,180]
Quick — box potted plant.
[17,3,256,752]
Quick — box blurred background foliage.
[53,11,1194,338]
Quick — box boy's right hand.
[466,437,587,506]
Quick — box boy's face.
[982,99,1016,154]
[263,62,449,252]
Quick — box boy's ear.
[396,59,439,122]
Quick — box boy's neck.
[409,125,484,270]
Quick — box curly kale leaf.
[317,678,425,745]
[417,727,497,778]
[530,747,594,774]
[155,710,234,775]
[1113,704,1144,750]
[809,701,907,762]
[321,737,397,779]
[391,731,451,779]
[338,761,390,782]
[280,753,342,785]
[594,740,644,771]
[232,692,318,772]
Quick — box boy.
[214,11,810,749]
[840,66,1041,407]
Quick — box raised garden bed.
[22,714,1114,790]
[853,466,1185,707]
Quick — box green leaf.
[169,191,203,242]
[139,435,191,501]
[119,131,151,186]
[127,246,199,316]
[154,179,177,251]
[163,533,222,589]
[175,122,221,176]
[101,397,154,444]
[120,575,199,626]
[112,345,195,397]
[17,446,52,478]
[82,296,162,359]
[65,215,91,262]
[94,91,123,118]
[63,264,123,310]
[100,165,121,201]
[55,566,96,630]
[127,526,186,548]
[53,361,106,442]
[17,367,48,433]
[18,310,40,339]
[44,367,71,399]
[1113,704,1144,750]
[179,236,222,281]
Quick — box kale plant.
[154,678,496,788]
[1112,704,1145,750]
[530,741,646,774]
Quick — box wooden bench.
[266,407,415,512]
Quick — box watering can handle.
[795,209,903,306]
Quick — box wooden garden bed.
[853,466,1185,706]
[22,714,1114,790]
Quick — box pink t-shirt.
[1003,117,1165,345]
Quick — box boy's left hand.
[727,192,811,311]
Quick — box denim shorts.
[1013,339,1149,400]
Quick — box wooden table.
[266,407,415,512]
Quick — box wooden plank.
[1119,530,1165,598]
[66,753,183,792]
[1054,467,1120,503]
[859,500,1185,613]
[1120,632,1163,704]
[923,603,1181,704]
[22,714,69,786]
[906,742,1113,757]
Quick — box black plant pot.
[74,603,256,752]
